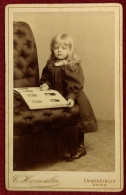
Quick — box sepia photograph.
[5,4,123,192]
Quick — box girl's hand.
[67,99,74,107]
[40,83,49,91]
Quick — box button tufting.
[20,49,29,59]
[14,29,26,36]
[25,40,32,48]
[13,22,39,87]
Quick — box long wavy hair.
[49,34,80,65]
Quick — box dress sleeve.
[40,63,51,88]
[65,63,84,100]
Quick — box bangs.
[51,34,73,49]
[55,39,70,47]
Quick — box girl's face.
[53,43,70,60]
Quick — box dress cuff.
[66,93,76,100]
[40,81,51,88]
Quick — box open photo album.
[14,87,68,109]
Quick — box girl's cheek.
[53,50,57,54]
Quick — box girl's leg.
[72,131,86,159]
[63,126,79,162]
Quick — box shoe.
[79,143,85,150]
[65,156,73,162]
[64,152,73,162]
[72,147,86,159]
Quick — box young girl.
[40,33,98,160]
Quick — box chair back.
[13,21,39,87]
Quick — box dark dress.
[40,60,98,133]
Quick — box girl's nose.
[58,47,61,52]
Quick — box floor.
[30,120,115,172]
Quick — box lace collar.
[54,60,68,66]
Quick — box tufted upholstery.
[13,22,39,87]
[13,22,81,170]
[14,94,80,136]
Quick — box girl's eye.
[54,46,58,50]
[53,45,68,50]
[62,46,68,49]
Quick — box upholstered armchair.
[13,21,82,170]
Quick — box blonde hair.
[49,33,79,63]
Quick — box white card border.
[5,3,123,192]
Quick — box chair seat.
[13,94,83,170]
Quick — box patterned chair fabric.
[13,22,39,87]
